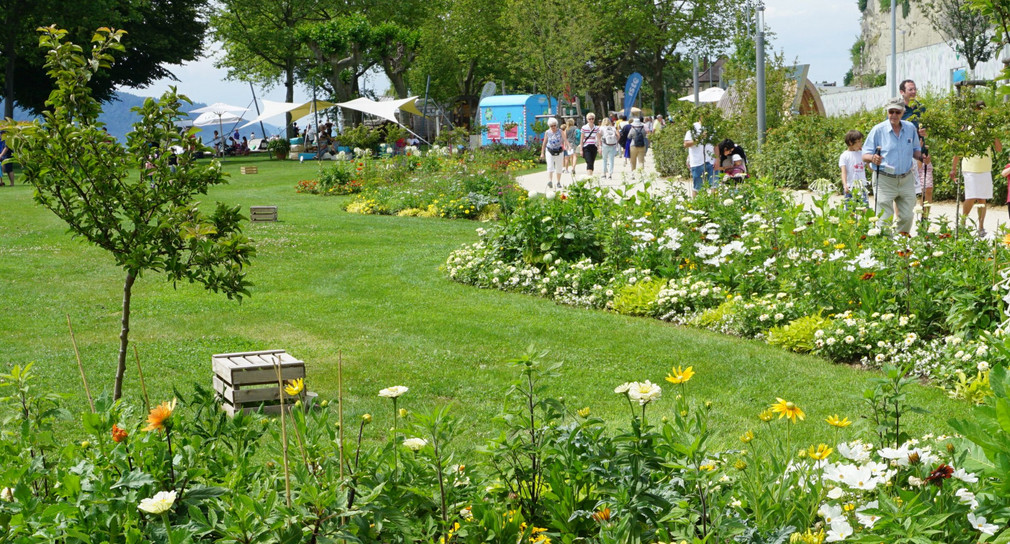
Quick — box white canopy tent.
[335,96,427,143]
[677,87,726,103]
[240,99,337,130]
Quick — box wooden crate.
[250,206,277,222]
[240,166,259,174]
[212,349,305,415]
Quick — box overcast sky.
[124,0,863,108]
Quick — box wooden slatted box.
[212,349,304,415]
[250,206,277,222]
[240,166,259,174]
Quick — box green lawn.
[0,155,966,447]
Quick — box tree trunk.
[285,62,296,138]
[114,271,137,401]
[650,55,667,117]
[3,29,16,120]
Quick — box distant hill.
[7,91,282,144]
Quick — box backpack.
[619,124,631,147]
[632,126,646,147]
[602,126,618,146]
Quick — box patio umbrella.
[677,87,726,103]
[190,103,249,154]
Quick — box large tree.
[8,27,255,400]
[923,0,999,71]
[0,0,210,119]
[210,0,328,137]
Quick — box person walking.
[598,118,620,180]
[862,97,930,234]
[563,118,578,175]
[950,101,1002,237]
[540,118,569,189]
[0,130,13,186]
[579,113,600,178]
[684,118,715,197]
[628,117,647,175]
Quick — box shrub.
[316,163,362,195]
[767,313,832,353]
[612,279,664,316]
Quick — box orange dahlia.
[143,399,177,432]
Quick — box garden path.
[516,151,1009,238]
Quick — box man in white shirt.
[684,120,715,197]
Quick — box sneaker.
[979,229,988,238]
[547,181,553,189]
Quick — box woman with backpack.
[540,117,570,189]
[579,113,600,178]
[628,117,648,174]
[564,118,579,174]
[598,118,620,180]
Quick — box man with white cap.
[862,97,930,234]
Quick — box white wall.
[820,43,1009,116]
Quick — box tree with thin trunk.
[923,0,998,71]
[7,27,255,400]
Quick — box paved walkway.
[517,150,1008,237]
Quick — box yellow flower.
[1003,232,1010,247]
[734,459,748,470]
[699,463,717,471]
[807,443,833,460]
[577,407,591,418]
[143,399,177,432]
[834,243,846,250]
[770,398,805,423]
[825,414,852,428]
[284,378,304,396]
[740,430,754,443]
[758,409,775,422]
[665,365,695,385]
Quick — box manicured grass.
[0,155,966,448]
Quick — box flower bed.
[445,178,1010,399]
[3,354,1010,543]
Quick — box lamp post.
[756,2,766,150]
[890,1,897,96]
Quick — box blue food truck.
[478,94,558,146]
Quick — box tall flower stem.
[165,428,176,488]
[273,358,292,508]
[392,397,399,482]
[160,512,176,544]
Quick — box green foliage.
[864,364,923,448]
[6,27,254,399]
[266,137,291,157]
[336,124,383,151]
[315,162,361,195]
[767,314,832,353]
[612,280,665,317]
[653,104,727,178]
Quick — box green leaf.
[111,470,155,489]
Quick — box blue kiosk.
[478,94,558,146]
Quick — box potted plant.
[267,138,291,160]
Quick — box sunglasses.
[887,110,904,115]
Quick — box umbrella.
[677,87,726,103]
[190,103,249,155]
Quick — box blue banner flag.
[623,72,643,119]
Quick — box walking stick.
[873,146,881,219]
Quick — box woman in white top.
[597,118,620,180]
[539,118,569,189]
[579,113,600,178]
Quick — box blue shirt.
[862,119,920,176]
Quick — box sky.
[124,0,863,109]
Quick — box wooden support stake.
[66,314,95,413]
[338,350,344,480]
[133,345,150,413]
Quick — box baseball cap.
[884,97,906,113]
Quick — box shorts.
[1,162,11,174]
[545,151,563,173]
[564,148,575,157]
[691,163,716,191]
[915,162,933,193]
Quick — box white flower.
[928,223,940,234]
[933,250,944,257]
[627,380,662,406]
[952,467,979,483]
[819,503,845,524]
[955,488,978,509]
[826,486,844,499]
[138,490,177,514]
[898,316,909,326]
[825,519,853,542]
[793,225,808,233]
[722,198,735,206]
[855,500,880,528]
[968,513,999,535]
[403,437,428,451]
[0,487,12,502]
[460,507,474,520]
[379,386,409,398]
[614,382,634,394]
[978,361,990,372]
[844,335,855,344]
[867,227,881,236]
[908,476,924,487]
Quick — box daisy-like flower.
[628,380,662,406]
[576,407,591,418]
[138,490,177,514]
[284,378,304,396]
[740,430,754,443]
[403,437,427,451]
[770,398,805,423]
[758,408,775,422]
[952,467,979,483]
[614,382,634,395]
[968,513,999,535]
[378,385,408,398]
[665,365,695,384]
[143,399,177,432]
[855,500,880,528]
[826,415,852,428]
[111,424,129,443]
[808,443,833,460]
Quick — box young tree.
[923,0,998,71]
[7,27,256,400]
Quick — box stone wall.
[858,1,943,75]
